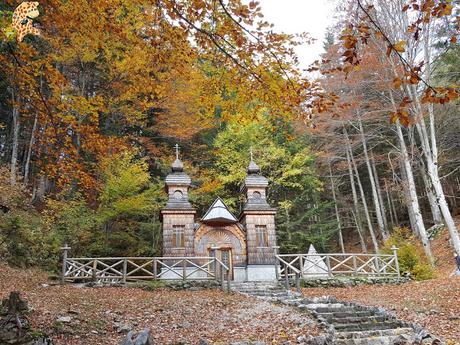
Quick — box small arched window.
[172,190,183,200]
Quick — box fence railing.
[61,247,230,291]
[275,246,400,289]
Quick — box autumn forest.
[1,0,460,275]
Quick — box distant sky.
[257,0,336,69]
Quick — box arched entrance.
[194,224,247,280]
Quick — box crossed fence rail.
[61,245,399,293]
[275,246,400,290]
[61,248,231,291]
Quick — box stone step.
[233,291,286,296]
[336,327,413,339]
[329,315,390,325]
[313,306,359,314]
[334,321,402,332]
[334,334,410,345]
[233,288,286,293]
[320,310,375,320]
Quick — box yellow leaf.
[394,40,406,53]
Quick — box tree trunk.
[370,149,389,231]
[346,145,368,253]
[384,179,395,228]
[405,82,460,255]
[329,162,345,253]
[391,99,434,264]
[420,166,443,225]
[24,113,38,185]
[349,144,379,253]
[358,117,388,240]
[10,90,19,186]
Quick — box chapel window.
[172,225,185,248]
[256,225,269,247]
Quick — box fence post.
[352,254,357,276]
[60,244,71,284]
[122,259,127,284]
[295,273,301,293]
[153,258,158,280]
[299,255,304,279]
[374,256,381,277]
[182,259,187,281]
[284,264,289,289]
[325,255,333,278]
[226,268,231,292]
[392,245,400,279]
[92,259,97,282]
[220,266,225,290]
[273,246,280,281]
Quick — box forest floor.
[302,227,460,344]
[0,265,321,345]
[2,229,460,344]
[302,277,460,344]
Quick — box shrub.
[382,227,434,281]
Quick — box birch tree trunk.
[370,150,389,231]
[24,113,38,185]
[384,179,395,228]
[390,91,434,264]
[329,162,345,253]
[346,147,368,253]
[343,125,379,252]
[349,144,379,253]
[400,25,460,255]
[10,89,19,186]
[420,166,443,225]
[358,117,388,240]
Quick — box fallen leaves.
[302,277,460,344]
[0,265,321,344]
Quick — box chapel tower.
[239,152,277,280]
[161,145,196,257]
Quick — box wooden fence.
[61,246,231,291]
[275,246,400,290]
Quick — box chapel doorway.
[215,247,234,281]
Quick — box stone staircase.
[304,300,413,345]
[230,281,288,296]
[231,282,443,345]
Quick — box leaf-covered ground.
[302,276,460,344]
[301,228,460,344]
[0,265,320,344]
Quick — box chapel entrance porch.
[211,246,234,281]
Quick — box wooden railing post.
[374,256,380,277]
[325,255,332,278]
[273,246,280,281]
[182,259,187,281]
[284,264,289,289]
[92,259,97,282]
[352,254,357,276]
[295,273,301,293]
[220,266,225,290]
[153,258,158,280]
[122,259,127,284]
[392,245,400,278]
[60,244,71,284]
[226,268,230,292]
[299,255,304,279]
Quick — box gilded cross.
[174,144,180,160]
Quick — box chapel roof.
[201,197,238,223]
